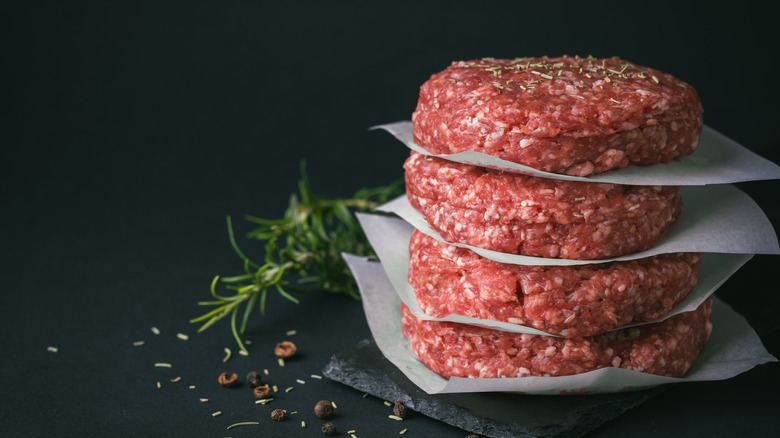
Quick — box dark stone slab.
[323,339,665,438]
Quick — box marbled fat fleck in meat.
[408,230,702,338]
[412,56,703,176]
[401,298,712,379]
[404,152,681,259]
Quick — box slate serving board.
[323,339,665,438]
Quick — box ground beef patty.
[412,56,703,176]
[401,298,712,379]
[404,152,682,259]
[408,230,702,338]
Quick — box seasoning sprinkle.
[322,422,337,436]
[400,429,408,435]
[575,197,586,202]
[218,372,238,387]
[278,358,285,367]
[310,374,322,379]
[389,415,404,421]
[156,381,162,389]
[263,369,269,375]
[253,384,271,399]
[247,370,263,387]
[226,421,259,430]
[189,385,196,390]
[362,393,369,398]
[176,333,189,341]
[238,349,249,357]
[255,398,274,405]
[285,386,294,393]
[169,376,182,383]
[199,398,209,403]
[222,347,232,363]
[132,340,145,347]
[610,98,621,104]
[273,385,278,393]
[296,379,306,385]
[651,75,660,83]
[392,402,409,419]
[301,420,306,428]
[331,401,337,409]
[271,409,286,422]
[46,346,58,353]
[154,362,172,368]
[314,400,335,419]
[151,327,160,335]
[211,411,222,417]
[384,401,393,407]
[286,329,297,336]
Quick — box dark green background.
[2,2,778,437]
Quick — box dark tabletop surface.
[2,2,779,437]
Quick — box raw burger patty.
[408,230,703,338]
[401,298,712,378]
[412,56,703,176]
[404,152,682,259]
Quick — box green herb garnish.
[191,161,403,352]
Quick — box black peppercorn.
[321,422,337,435]
[246,370,262,387]
[314,400,334,419]
[271,408,287,422]
[393,401,409,418]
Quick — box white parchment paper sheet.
[343,253,777,395]
[356,212,752,335]
[373,121,780,186]
[377,184,779,266]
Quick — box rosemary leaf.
[193,160,403,349]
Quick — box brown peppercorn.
[274,340,297,358]
[217,372,238,387]
[321,422,337,435]
[314,400,334,419]
[253,384,272,399]
[271,408,287,422]
[393,401,409,418]
[246,370,262,387]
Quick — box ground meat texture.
[401,298,712,379]
[408,230,702,338]
[412,56,703,176]
[404,152,681,259]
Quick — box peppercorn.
[217,372,238,387]
[321,422,337,435]
[253,384,272,399]
[274,340,297,358]
[314,400,334,419]
[246,370,262,387]
[271,408,286,422]
[393,401,409,418]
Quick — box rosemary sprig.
[191,161,403,352]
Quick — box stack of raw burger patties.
[401,56,709,378]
